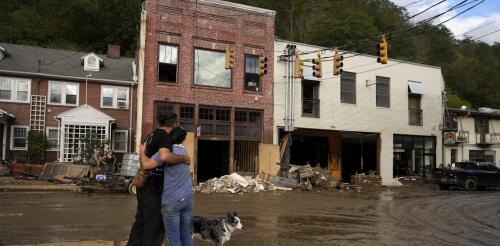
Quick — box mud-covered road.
[1,186,500,246]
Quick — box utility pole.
[284,44,297,132]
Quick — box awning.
[408,81,424,94]
[56,104,114,125]
[0,108,15,120]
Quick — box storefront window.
[393,134,436,179]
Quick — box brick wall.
[0,76,137,161]
[142,0,275,143]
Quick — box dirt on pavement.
[0,186,499,246]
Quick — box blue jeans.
[161,196,194,246]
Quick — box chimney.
[107,44,121,59]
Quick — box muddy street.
[1,187,500,246]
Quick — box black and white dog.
[191,212,244,246]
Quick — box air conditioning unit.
[117,100,127,108]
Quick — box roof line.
[275,38,442,70]
[0,70,137,86]
[196,0,276,16]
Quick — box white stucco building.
[443,108,500,167]
[273,40,444,185]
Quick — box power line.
[297,0,452,56]
[403,0,427,8]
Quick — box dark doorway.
[289,136,329,168]
[341,133,378,182]
[197,140,229,182]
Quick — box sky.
[389,0,500,44]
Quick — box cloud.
[390,0,500,44]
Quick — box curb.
[0,185,111,193]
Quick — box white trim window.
[112,130,128,153]
[11,125,29,150]
[46,127,59,151]
[101,86,129,109]
[48,81,79,106]
[0,77,31,103]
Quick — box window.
[112,130,128,152]
[235,110,262,139]
[62,124,107,162]
[158,44,178,83]
[0,77,30,103]
[46,127,59,151]
[194,49,231,88]
[48,81,79,106]
[408,94,422,125]
[450,149,457,164]
[245,55,261,91]
[457,130,469,143]
[340,72,356,104]
[11,125,29,150]
[469,150,495,164]
[179,105,195,132]
[474,118,489,133]
[154,102,195,132]
[376,76,390,107]
[302,80,320,118]
[199,106,230,136]
[100,86,129,109]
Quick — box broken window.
[245,55,261,91]
[302,80,319,118]
[235,109,262,139]
[158,44,178,83]
[199,106,230,137]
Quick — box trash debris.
[277,164,334,191]
[194,173,277,193]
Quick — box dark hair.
[169,127,187,144]
[157,112,177,127]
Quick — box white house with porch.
[56,104,115,162]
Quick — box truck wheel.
[465,178,478,191]
[439,184,449,190]
[128,182,137,195]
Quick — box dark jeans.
[161,196,194,246]
[127,184,164,246]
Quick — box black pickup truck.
[434,162,500,191]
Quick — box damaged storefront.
[279,129,381,184]
[393,134,436,180]
[155,102,263,183]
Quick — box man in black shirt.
[127,112,190,246]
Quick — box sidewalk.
[8,240,127,246]
[0,177,110,193]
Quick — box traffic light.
[225,48,235,69]
[312,53,322,78]
[333,50,343,76]
[259,56,268,75]
[294,55,303,78]
[377,35,388,64]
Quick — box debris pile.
[278,164,335,191]
[194,173,277,194]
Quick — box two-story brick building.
[0,43,137,163]
[138,0,275,182]
[274,40,444,185]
